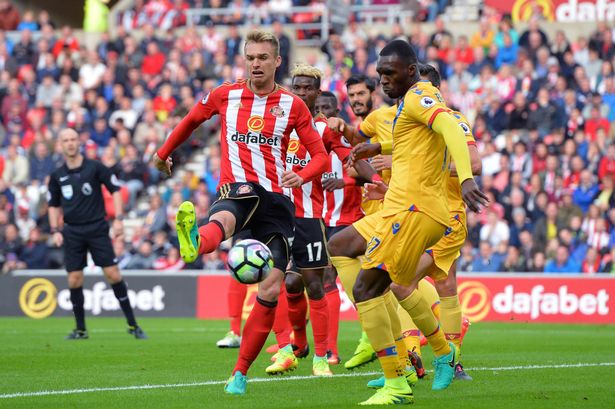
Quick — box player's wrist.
[370,174,383,183]
[51,227,62,234]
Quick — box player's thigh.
[291,218,328,270]
[210,184,261,236]
[63,225,88,273]
[353,267,392,302]
[86,220,117,269]
[426,215,466,282]
[328,214,378,257]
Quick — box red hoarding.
[197,274,615,324]
[484,0,615,22]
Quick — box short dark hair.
[320,90,338,104]
[379,39,417,66]
[418,63,441,88]
[345,74,376,92]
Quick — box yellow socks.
[383,291,407,370]
[330,256,361,303]
[440,295,462,349]
[398,289,451,357]
[418,279,440,319]
[398,307,422,357]
[357,295,404,379]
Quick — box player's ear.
[408,63,417,79]
[275,55,281,68]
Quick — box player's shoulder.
[402,81,446,112]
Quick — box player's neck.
[65,154,84,169]
[247,79,277,97]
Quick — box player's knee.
[305,279,325,300]
[103,266,122,284]
[390,282,416,300]
[328,229,363,258]
[67,272,84,288]
[434,276,457,297]
[323,266,337,286]
[285,272,304,294]
[258,274,282,301]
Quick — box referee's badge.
[82,183,93,196]
[61,185,73,200]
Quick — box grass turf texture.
[2,318,614,408]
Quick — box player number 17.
[306,242,323,262]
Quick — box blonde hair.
[244,30,280,57]
[290,63,323,80]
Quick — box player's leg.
[63,224,88,340]
[353,268,413,405]
[226,234,288,393]
[66,270,88,339]
[177,183,258,263]
[217,277,246,348]
[323,264,341,364]
[434,262,472,380]
[284,268,308,356]
[268,279,292,354]
[328,217,378,370]
[301,266,332,375]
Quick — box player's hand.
[152,152,173,176]
[348,142,381,166]
[372,155,392,171]
[461,178,489,213]
[52,231,63,247]
[282,171,304,188]
[112,219,124,239]
[363,180,388,201]
[322,178,345,191]
[327,117,345,133]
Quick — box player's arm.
[154,89,221,175]
[47,176,64,247]
[450,143,481,177]
[327,117,366,146]
[431,113,488,212]
[97,162,125,223]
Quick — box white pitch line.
[2,362,615,400]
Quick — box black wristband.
[51,228,61,234]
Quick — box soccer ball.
[227,239,274,284]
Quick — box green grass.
[1,318,615,408]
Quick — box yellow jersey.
[446,110,476,217]
[382,80,452,227]
[356,105,396,215]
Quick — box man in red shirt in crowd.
[153,30,328,396]
[599,145,615,180]
[585,106,610,141]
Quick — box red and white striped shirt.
[322,152,364,227]
[157,80,328,194]
[285,116,350,218]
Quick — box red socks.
[272,283,292,348]
[308,296,329,357]
[228,278,247,335]
[287,291,308,348]
[198,221,225,254]
[233,297,276,375]
[325,286,341,355]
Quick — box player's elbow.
[471,159,482,176]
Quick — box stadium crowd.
[0,0,614,274]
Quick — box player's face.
[60,131,80,158]
[347,82,372,117]
[245,41,281,88]
[291,76,321,111]
[376,55,416,99]
[315,96,338,118]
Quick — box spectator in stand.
[20,226,48,269]
[472,241,502,272]
[573,170,600,213]
[0,0,20,31]
[545,245,580,273]
[470,18,494,54]
[142,41,166,77]
[52,26,80,58]
[153,246,185,271]
[126,240,156,270]
[17,10,39,32]
[29,142,54,183]
[2,145,29,186]
[480,209,510,248]
[601,247,615,274]
[585,106,610,141]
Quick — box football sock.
[69,287,86,331]
[233,297,277,375]
[329,256,361,303]
[418,279,441,319]
[111,280,137,327]
[228,278,247,336]
[398,289,450,357]
[440,295,462,349]
[383,291,408,370]
[308,295,329,357]
[325,284,341,354]
[272,283,292,348]
[399,307,422,358]
[198,221,225,255]
[287,291,308,348]
[357,295,403,379]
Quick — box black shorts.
[63,219,117,272]
[289,217,328,270]
[209,182,295,270]
[325,225,348,241]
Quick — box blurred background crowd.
[0,0,614,274]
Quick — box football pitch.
[2,318,614,408]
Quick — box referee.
[48,128,147,340]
